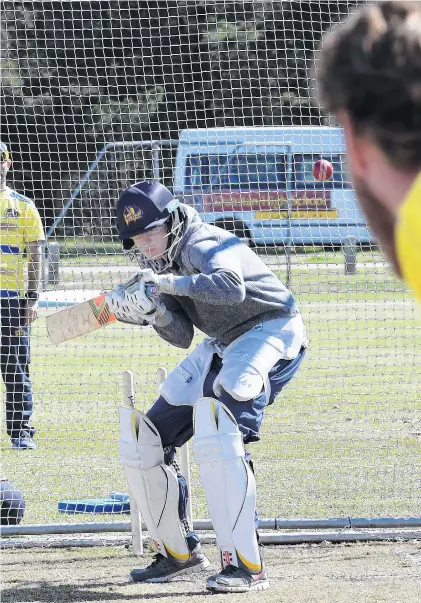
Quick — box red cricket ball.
[313,159,334,182]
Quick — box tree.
[1,1,359,235]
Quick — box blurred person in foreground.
[0,142,45,449]
[315,0,421,303]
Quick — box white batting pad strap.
[193,398,261,573]
[118,407,190,562]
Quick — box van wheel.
[213,220,253,247]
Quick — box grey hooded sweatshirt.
[150,205,299,348]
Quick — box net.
[1,1,420,539]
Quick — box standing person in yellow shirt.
[0,142,45,449]
[315,1,421,303]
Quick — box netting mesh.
[1,1,420,538]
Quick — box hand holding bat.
[106,273,166,326]
[46,270,165,344]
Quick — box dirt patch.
[1,540,420,603]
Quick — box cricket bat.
[46,294,116,344]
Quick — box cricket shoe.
[206,564,270,593]
[11,437,37,450]
[129,546,210,583]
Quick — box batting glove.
[125,277,171,325]
[124,277,157,315]
[105,285,147,325]
[106,282,171,327]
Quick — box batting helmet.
[116,180,185,272]
[116,181,179,248]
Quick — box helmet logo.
[123,205,143,225]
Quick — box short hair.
[315,1,421,171]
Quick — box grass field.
[2,542,421,603]
[2,250,421,603]
[2,251,420,529]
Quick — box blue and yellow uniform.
[1,186,45,296]
[1,186,45,440]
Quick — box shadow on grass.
[1,582,207,602]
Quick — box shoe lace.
[150,553,167,568]
[219,564,240,576]
[220,564,259,580]
[150,552,183,571]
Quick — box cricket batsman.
[106,180,308,593]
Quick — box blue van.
[173,126,374,245]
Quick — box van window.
[218,153,286,190]
[185,152,349,190]
[185,154,227,189]
[185,153,286,190]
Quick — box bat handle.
[123,369,135,408]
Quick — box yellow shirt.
[0,186,45,297]
[396,171,421,304]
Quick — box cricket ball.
[313,159,334,182]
